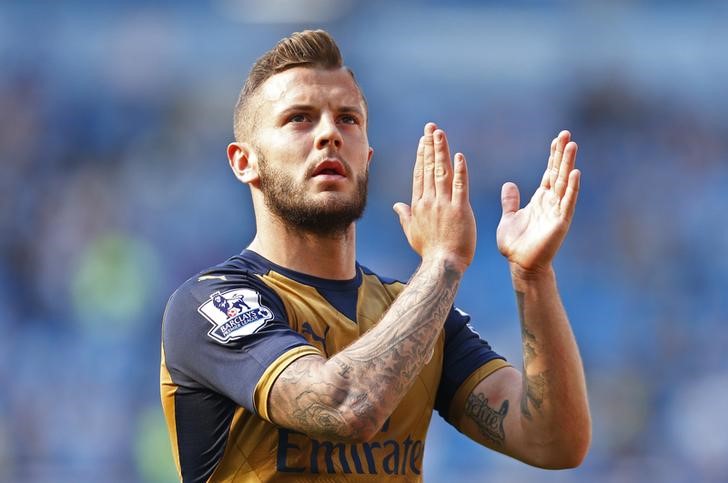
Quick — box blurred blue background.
[2,1,728,481]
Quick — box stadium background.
[2,1,728,481]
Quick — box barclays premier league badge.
[197,288,274,343]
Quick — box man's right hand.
[394,122,476,273]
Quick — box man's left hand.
[496,130,581,275]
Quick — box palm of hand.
[496,131,581,272]
[497,187,570,271]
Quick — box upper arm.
[453,365,584,468]
[433,307,543,464]
[450,365,540,463]
[442,334,568,468]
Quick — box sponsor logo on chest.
[276,418,424,476]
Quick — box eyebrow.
[277,104,365,117]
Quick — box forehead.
[257,67,366,115]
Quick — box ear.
[227,142,260,185]
[366,146,374,168]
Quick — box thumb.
[501,182,520,216]
[392,202,412,229]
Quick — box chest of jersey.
[255,270,445,478]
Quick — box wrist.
[421,251,469,277]
[509,262,555,287]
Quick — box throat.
[249,229,357,281]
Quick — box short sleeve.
[162,271,319,416]
[434,307,509,425]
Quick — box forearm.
[512,264,591,462]
[270,256,462,441]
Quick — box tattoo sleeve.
[271,259,462,440]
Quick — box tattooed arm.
[270,257,461,441]
[457,131,590,468]
[269,123,476,442]
[458,268,590,468]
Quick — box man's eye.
[288,114,309,123]
[339,115,358,124]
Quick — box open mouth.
[312,159,347,178]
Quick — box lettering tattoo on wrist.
[465,392,509,446]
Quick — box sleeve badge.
[197,288,274,343]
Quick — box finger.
[549,130,570,189]
[452,152,469,206]
[412,136,425,202]
[393,202,412,233]
[555,141,578,199]
[434,129,453,199]
[540,137,558,188]
[500,182,520,216]
[422,122,437,197]
[560,169,581,221]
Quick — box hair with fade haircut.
[233,29,366,141]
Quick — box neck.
[248,214,357,280]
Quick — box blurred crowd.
[1,2,728,482]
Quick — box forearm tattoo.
[516,291,547,420]
[465,392,509,446]
[276,262,461,440]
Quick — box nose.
[314,114,343,151]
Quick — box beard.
[256,150,369,237]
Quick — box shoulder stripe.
[197,275,228,282]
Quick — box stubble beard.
[257,151,369,238]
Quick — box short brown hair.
[233,29,364,141]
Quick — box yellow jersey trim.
[253,345,323,422]
[448,358,511,426]
[159,344,182,479]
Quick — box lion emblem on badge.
[211,291,252,318]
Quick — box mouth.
[311,159,347,179]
